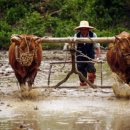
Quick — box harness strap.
[14,37,38,66]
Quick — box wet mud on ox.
[9,34,42,89]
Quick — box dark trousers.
[76,57,96,83]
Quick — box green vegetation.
[0,0,130,49]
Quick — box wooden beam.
[32,85,112,89]
[40,37,116,44]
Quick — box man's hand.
[95,47,101,59]
[63,43,70,51]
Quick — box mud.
[0,50,130,130]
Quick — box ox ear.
[10,34,21,45]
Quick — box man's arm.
[93,33,101,58]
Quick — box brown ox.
[9,34,42,89]
[107,32,130,84]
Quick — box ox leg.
[27,70,37,90]
[15,72,26,88]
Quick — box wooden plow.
[38,36,116,88]
[48,60,107,88]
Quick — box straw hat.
[75,20,95,30]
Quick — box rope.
[60,51,69,71]
[74,48,102,63]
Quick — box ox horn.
[11,34,21,41]
[33,36,42,43]
[33,36,40,40]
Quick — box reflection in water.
[0,103,130,130]
[112,115,130,130]
[0,119,39,130]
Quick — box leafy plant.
[0,0,129,49]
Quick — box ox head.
[11,34,42,53]
[10,34,42,66]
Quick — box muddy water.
[1,97,130,130]
[0,50,130,130]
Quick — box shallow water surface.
[1,97,130,130]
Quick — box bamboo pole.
[40,37,115,44]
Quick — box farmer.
[75,20,100,86]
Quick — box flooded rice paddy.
[0,50,130,130]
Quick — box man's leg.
[88,73,96,83]
[87,63,96,83]
[77,63,87,86]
